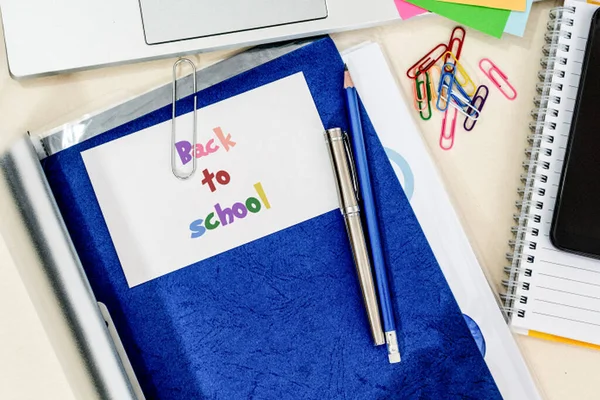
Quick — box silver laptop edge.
[0,0,399,78]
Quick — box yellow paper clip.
[442,51,477,97]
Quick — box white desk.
[1,1,599,398]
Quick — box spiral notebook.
[504,0,600,349]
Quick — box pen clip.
[343,131,360,202]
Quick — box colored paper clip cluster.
[437,64,480,118]
[406,26,517,151]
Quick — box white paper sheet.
[82,73,338,287]
[343,43,542,400]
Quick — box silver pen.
[324,128,385,346]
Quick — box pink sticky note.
[394,0,427,19]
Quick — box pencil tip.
[344,64,348,71]
[343,67,354,89]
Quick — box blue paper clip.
[439,78,480,121]
[436,63,457,112]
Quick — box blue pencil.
[344,65,400,364]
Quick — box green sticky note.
[406,0,510,38]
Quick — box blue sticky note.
[505,0,534,37]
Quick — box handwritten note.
[82,73,338,287]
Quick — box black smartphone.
[551,8,600,258]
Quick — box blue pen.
[343,65,400,364]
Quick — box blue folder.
[41,38,501,399]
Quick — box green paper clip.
[414,72,432,121]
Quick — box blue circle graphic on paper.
[463,314,486,357]
[384,147,414,200]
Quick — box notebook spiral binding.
[501,6,576,318]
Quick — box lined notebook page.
[510,0,600,345]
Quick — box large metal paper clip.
[172,58,198,180]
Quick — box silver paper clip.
[172,58,198,180]
[440,90,480,121]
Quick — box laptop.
[0,0,399,79]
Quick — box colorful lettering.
[214,127,236,152]
[189,219,206,238]
[202,168,231,193]
[245,197,261,213]
[189,182,270,239]
[175,141,193,165]
[254,182,271,209]
[195,144,209,158]
[173,127,232,164]
[216,170,231,186]
[232,202,248,218]
[205,213,220,230]
[206,139,219,154]
[201,169,217,192]
[215,203,235,226]
[194,139,220,158]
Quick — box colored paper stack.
[394,0,533,37]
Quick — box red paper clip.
[406,43,448,79]
[479,58,517,100]
[445,27,466,64]
[440,107,458,151]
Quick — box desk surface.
[1,1,599,399]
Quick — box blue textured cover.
[41,38,501,400]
